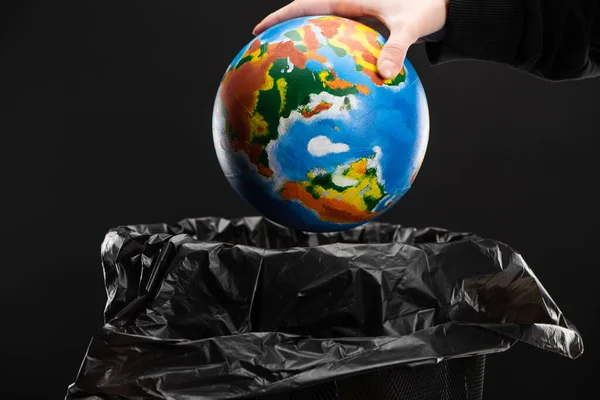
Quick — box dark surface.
[1,1,599,399]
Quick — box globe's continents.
[212,15,429,232]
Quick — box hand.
[253,0,449,80]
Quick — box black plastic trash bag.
[66,216,583,399]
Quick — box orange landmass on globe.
[300,25,320,52]
[323,70,370,94]
[281,181,377,223]
[302,101,332,118]
[280,155,390,223]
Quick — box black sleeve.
[425,0,600,81]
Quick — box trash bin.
[66,217,583,400]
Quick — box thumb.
[377,29,416,80]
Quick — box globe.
[212,15,429,232]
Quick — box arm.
[426,0,600,81]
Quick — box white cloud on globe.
[307,136,350,157]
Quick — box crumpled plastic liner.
[66,216,583,399]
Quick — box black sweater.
[426,0,600,81]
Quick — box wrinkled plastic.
[66,216,583,399]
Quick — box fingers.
[253,0,334,35]
[377,28,417,80]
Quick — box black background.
[1,1,599,398]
